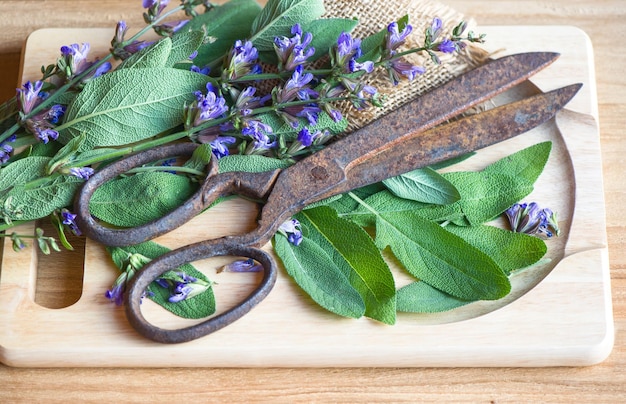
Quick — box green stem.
[0,5,185,145]
[126,165,205,176]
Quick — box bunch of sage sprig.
[0,0,559,324]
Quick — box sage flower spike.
[274,23,315,71]
[505,202,559,238]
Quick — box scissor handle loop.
[125,241,278,343]
[74,143,217,247]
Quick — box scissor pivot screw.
[310,165,329,182]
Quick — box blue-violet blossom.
[223,40,262,81]
[505,202,560,238]
[278,218,303,246]
[274,24,316,71]
[61,208,82,236]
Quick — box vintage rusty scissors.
[74,52,581,343]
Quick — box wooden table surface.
[0,0,624,401]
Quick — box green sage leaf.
[484,141,552,184]
[415,171,534,225]
[108,242,216,319]
[298,206,396,324]
[396,281,472,313]
[303,18,359,61]
[445,224,547,275]
[0,156,50,192]
[166,30,205,66]
[250,0,325,52]
[117,37,172,69]
[383,167,460,205]
[6,175,82,221]
[89,172,197,227]
[218,154,291,173]
[273,235,366,319]
[183,0,262,68]
[60,68,210,149]
[375,211,511,300]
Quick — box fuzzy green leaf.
[6,175,82,221]
[383,167,460,205]
[184,0,261,68]
[396,281,472,313]
[303,18,359,61]
[60,68,209,149]
[375,211,511,300]
[484,141,552,184]
[117,37,172,69]
[273,235,366,318]
[419,171,534,225]
[89,172,197,227]
[166,30,205,66]
[108,242,216,319]
[218,154,291,173]
[250,0,325,52]
[297,206,396,324]
[0,156,50,192]
[445,224,547,275]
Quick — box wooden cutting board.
[0,26,612,367]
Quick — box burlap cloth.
[322,0,489,132]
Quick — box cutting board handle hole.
[33,220,85,309]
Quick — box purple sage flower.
[68,167,95,180]
[220,258,264,273]
[0,135,17,164]
[386,21,413,53]
[505,202,559,238]
[242,120,276,153]
[143,0,170,22]
[386,58,426,85]
[224,39,261,80]
[273,23,316,71]
[16,80,45,115]
[154,19,189,36]
[278,218,303,246]
[429,17,443,41]
[156,271,210,303]
[437,38,457,54]
[189,83,229,128]
[209,136,237,159]
[274,65,321,128]
[61,208,82,236]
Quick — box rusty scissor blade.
[264,52,561,218]
[340,83,582,191]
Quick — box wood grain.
[0,0,625,401]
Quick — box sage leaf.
[46,134,86,174]
[89,172,197,227]
[108,242,216,319]
[166,30,205,66]
[484,141,551,184]
[273,235,366,319]
[303,18,359,61]
[250,0,325,52]
[117,37,172,69]
[218,154,291,173]
[183,0,261,68]
[396,281,472,313]
[60,68,210,149]
[375,211,511,300]
[0,156,50,192]
[298,206,396,324]
[415,171,534,225]
[6,175,82,221]
[445,224,547,275]
[383,166,460,205]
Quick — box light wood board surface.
[0,25,611,367]
[0,0,625,401]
